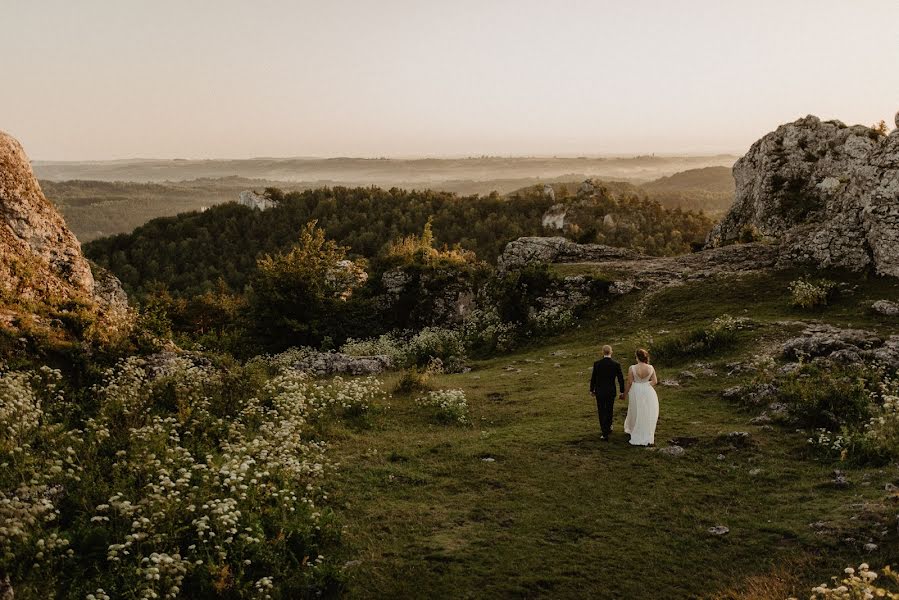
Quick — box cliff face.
[0,130,127,330]
[706,113,899,276]
[0,131,96,301]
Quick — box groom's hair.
[602,345,612,356]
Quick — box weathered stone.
[498,236,641,271]
[541,203,566,230]
[381,268,410,295]
[658,445,685,457]
[706,114,899,276]
[708,525,729,535]
[0,130,129,332]
[237,190,276,210]
[542,184,555,202]
[782,324,882,360]
[1,131,94,300]
[872,300,899,316]
[292,351,392,376]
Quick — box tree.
[248,221,363,350]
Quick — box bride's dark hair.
[635,348,650,363]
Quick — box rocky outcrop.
[498,236,778,289]
[541,204,567,230]
[782,324,899,370]
[291,351,391,376]
[498,236,642,271]
[238,190,277,210]
[872,300,899,316]
[1,131,95,301]
[706,115,899,276]
[0,130,128,332]
[378,265,480,327]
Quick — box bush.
[789,277,837,309]
[249,221,367,351]
[416,389,470,425]
[404,327,467,371]
[0,355,386,597]
[803,563,899,599]
[782,363,875,431]
[340,333,406,365]
[460,309,521,356]
[652,314,749,361]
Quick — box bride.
[623,348,659,446]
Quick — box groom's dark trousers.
[590,356,625,437]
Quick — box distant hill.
[42,158,737,243]
[33,155,738,184]
[506,166,735,217]
[640,166,734,216]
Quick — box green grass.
[325,270,899,598]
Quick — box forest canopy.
[84,184,713,299]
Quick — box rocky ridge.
[706,113,899,276]
[0,130,128,329]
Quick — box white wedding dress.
[624,364,659,446]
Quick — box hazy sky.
[3,0,897,160]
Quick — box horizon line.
[31,151,743,164]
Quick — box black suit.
[590,356,625,437]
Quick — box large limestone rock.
[498,236,642,271]
[0,130,95,301]
[291,351,392,376]
[706,115,899,276]
[0,130,127,323]
[781,324,899,370]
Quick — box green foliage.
[781,363,875,431]
[0,356,387,597]
[798,365,899,465]
[651,314,748,362]
[789,277,837,309]
[248,222,365,352]
[415,388,470,425]
[342,328,468,373]
[84,184,714,302]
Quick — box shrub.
[249,221,366,351]
[652,314,749,361]
[782,363,875,431]
[0,355,385,597]
[789,277,837,309]
[405,327,467,371]
[416,389,470,425]
[392,366,434,395]
[531,306,575,336]
[340,333,406,365]
[460,309,520,356]
[801,563,899,599]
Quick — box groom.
[589,345,625,441]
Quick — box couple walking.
[589,345,659,445]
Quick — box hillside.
[329,269,899,597]
[83,185,712,300]
[34,155,737,184]
[640,166,735,216]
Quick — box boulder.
[237,190,276,210]
[782,324,882,360]
[0,130,128,331]
[0,130,95,301]
[872,300,899,316]
[498,236,641,271]
[292,351,391,376]
[706,114,899,276]
[658,445,685,457]
[541,204,567,230]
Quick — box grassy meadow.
[324,270,899,598]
